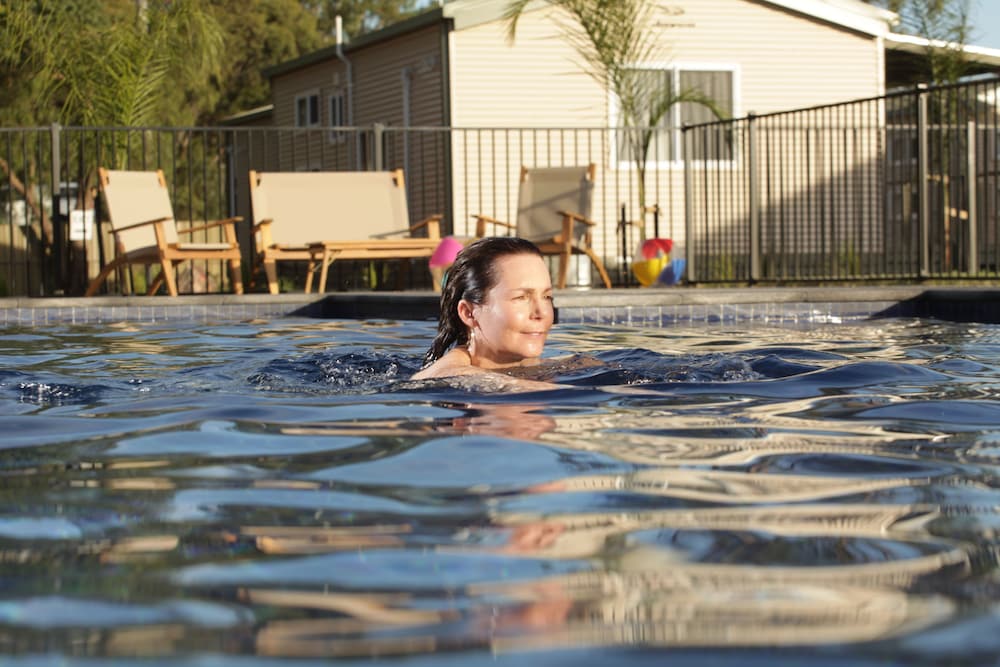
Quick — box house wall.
[267,23,448,228]
[446,0,886,284]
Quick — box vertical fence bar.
[747,113,760,283]
[918,88,930,278]
[967,119,978,275]
[373,123,384,172]
[683,125,695,282]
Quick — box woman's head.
[423,237,553,367]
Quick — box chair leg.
[161,259,179,296]
[229,259,244,295]
[584,248,613,288]
[264,260,279,295]
[146,270,166,296]
[557,251,570,289]
[84,261,122,297]
[429,266,445,293]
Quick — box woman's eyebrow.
[507,287,551,294]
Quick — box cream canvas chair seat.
[249,169,442,293]
[473,164,612,288]
[85,168,243,297]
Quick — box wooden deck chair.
[249,169,442,294]
[473,164,612,288]
[85,168,243,297]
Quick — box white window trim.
[609,62,741,169]
[295,89,321,128]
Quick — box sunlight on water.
[2,317,1000,665]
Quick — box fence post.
[748,113,760,283]
[967,120,978,275]
[373,123,385,172]
[917,87,930,278]
[50,122,64,294]
[683,124,696,282]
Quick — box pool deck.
[2,285,1000,326]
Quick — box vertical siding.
[268,24,448,225]
[351,24,448,225]
[449,7,606,128]
[660,0,882,113]
[353,24,444,128]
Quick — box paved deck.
[1,286,999,326]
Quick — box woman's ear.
[457,299,476,328]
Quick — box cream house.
[250,0,1000,285]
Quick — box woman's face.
[462,253,554,368]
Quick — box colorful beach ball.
[631,238,673,287]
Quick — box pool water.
[2,316,1000,665]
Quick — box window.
[295,92,320,127]
[328,92,346,143]
[615,66,735,164]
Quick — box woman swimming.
[412,237,555,385]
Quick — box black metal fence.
[0,124,683,296]
[683,76,1000,283]
[3,76,998,297]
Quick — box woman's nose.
[530,295,546,318]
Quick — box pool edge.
[1,286,997,326]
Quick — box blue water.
[2,316,1000,665]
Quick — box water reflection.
[2,319,1000,662]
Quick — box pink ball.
[429,236,465,268]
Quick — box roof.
[219,104,274,126]
[440,0,898,36]
[885,32,1000,69]
[883,33,1000,86]
[253,0,1000,90]
[263,8,446,80]
[265,0,898,80]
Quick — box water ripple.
[2,318,1000,663]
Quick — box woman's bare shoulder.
[411,347,472,380]
[411,349,563,392]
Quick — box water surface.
[2,317,1000,665]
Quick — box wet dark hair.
[422,236,544,367]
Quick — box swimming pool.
[2,315,1000,665]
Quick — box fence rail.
[2,76,998,297]
[683,77,1000,283]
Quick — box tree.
[301,0,423,42]
[0,0,225,127]
[204,0,328,123]
[504,0,725,237]
[863,0,974,83]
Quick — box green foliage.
[302,0,423,41]
[862,0,973,83]
[207,0,328,123]
[0,1,421,128]
[706,254,737,282]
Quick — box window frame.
[610,62,740,169]
[328,91,347,144]
[294,90,321,128]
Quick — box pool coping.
[2,285,999,327]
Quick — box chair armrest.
[471,213,515,238]
[253,218,274,232]
[558,210,597,227]
[177,216,243,235]
[411,214,443,239]
[112,216,172,233]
